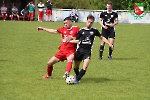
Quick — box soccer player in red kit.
[37,17,80,79]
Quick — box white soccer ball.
[66,75,76,85]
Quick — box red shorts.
[1,13,7,16]
[46,10,52,15]
[54,50,75,61]
[29,12,34,17]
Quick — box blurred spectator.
[69,8,78,22]
[38,1,44,22]
[0,3,8,21]
[46,0,52,21]
[27,1,35,21]
[21,6,29,21]
[11,5,20,21]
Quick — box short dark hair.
[106,1,113,5]
[87,14,95,21]
[64,17,72,21]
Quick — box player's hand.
[103,26,108,29]
[61,36,73,43]
[109,23,114,27]
[65,36,73,42]
[37,27,43,31]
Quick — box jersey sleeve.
[114,12,118,19]
[95,29,101,37]
[100,12,104,18]
[57,27,63,34]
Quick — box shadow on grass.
[82,77,130,83]
[0,59,8,62]
[113,57,137,60]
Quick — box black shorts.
[74,51,91,61]
[102,28,115,39]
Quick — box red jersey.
[57,26,80,51]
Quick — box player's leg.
[22,15,25,21]
[5,13,8,20]
[73,51,82,78]
[66,54,74,73]
[76,58,90,83]
[108,31,115,60]
[17,14,20,21]
[38,11,40,21]
[74,60,81,78]
[108,38,114,60]
[99,40,105,60]
[1,13,4,20]
[28,13,31,21]
[63,51,76,79]
[99,29,108,60]
[42,56,59,78]
[41,11,44,22]
[31,12,34,21]
[75,52,91,84]
[49,10,52,21]
[11,14,13,20]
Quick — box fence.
[42,9,150,23]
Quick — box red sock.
[66,60,73,73]
[47,66,53,76]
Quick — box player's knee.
[67,59,73,63]
[47,62,52,67]
[83,66,88,70]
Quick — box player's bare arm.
[62,38,79,44]
[99,18,108,29]
[37,27,58,34]
[100,36,114,50]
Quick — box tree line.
[38,0,150,10]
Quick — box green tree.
[37,0,150,10]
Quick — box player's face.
[86,19,94,29]
[106,4,112,11]
[64,20,72,29]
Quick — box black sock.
[99,45,104,58]
[109,46,113,56]
[74,68,79,77]
[76,69,86,81]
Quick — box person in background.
[69,8,78,22]
[98,1,118,60]
[0,3,8,21]
[37,17,80,79]
[38,1,44,22]
[27,1,35,22]
[11,5,19,21]
[46,0,52,21]
[20,6,29,21]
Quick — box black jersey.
[76,27,101,52]
[100,10,118,28]
[46,1,52,10]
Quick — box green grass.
[0,21,150,100]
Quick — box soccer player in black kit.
[63,14,114,84]
[99,1,118,60]
[46,0,52,21]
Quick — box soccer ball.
[66,75,76,85]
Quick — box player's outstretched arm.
[62,38,79,44]
[69,40,79,44]
[37,27,58,34]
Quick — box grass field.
[0,21,150,100]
